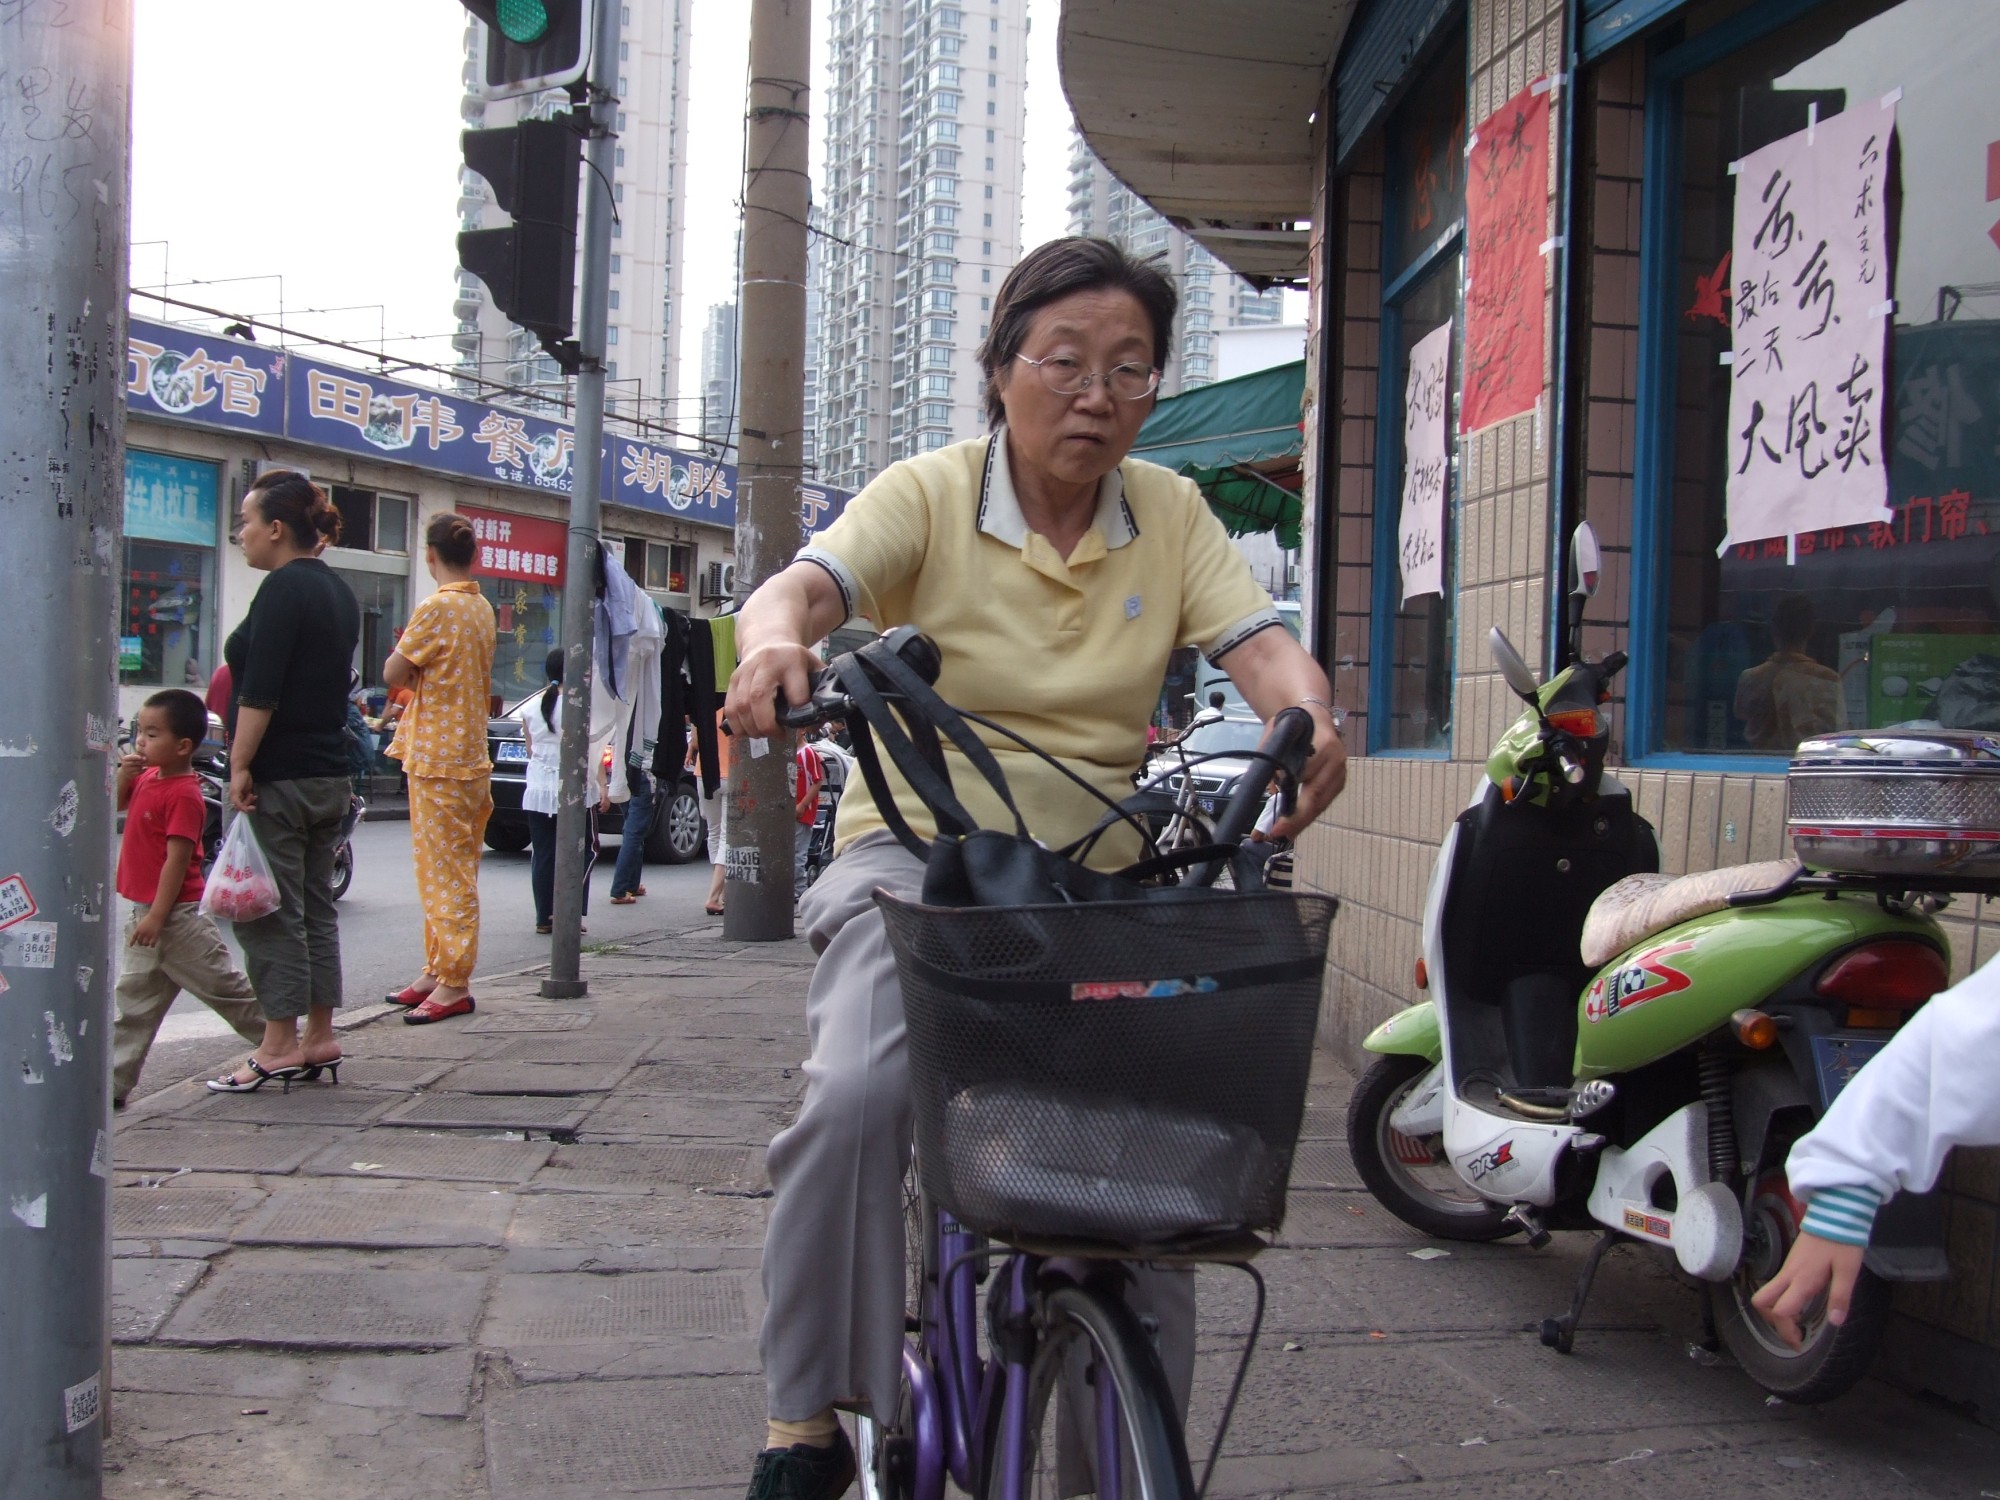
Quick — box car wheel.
[647,781,707,864]
[483,821,532,854]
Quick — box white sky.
[131,1,1254,413]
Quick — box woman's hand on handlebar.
[1266,700,1347,841]
[724,641,821,741]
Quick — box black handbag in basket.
[829,632,1274,907]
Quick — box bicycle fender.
[1364,1001,1442,1061]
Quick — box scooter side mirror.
[1190,707,1224,729]
[1570,522,1602,599]
[1490,627,1542,703]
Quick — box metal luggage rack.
[1725,863,2000,910]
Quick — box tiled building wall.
[1572,43,2000,1392]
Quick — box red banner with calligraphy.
[461,505,567,586]
[1461,82,1551,435]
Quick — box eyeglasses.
[1015,353,1160,402]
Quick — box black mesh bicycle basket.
[877,889,1338,1251]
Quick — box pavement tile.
[623,1060,806,1099]
[161,1267,488,1350]
[379,1091,592,1133]
[463,1009,596,1034]
[233,1184,515,1249]
[530,1141,766,1191]
[1288,1139,1363,1189]
[506,1185,770,1250]
[302,1130,555,1184]
[115,1124,326,1175]
[485,1035,648,1064]
[482,1268,759,1343]
[577,1093,789,1141]
[174,1087,402,1127]
[112,1257,208,1343]
[111,1348,314,1400]
[483,1374,764,1498]
[432,1059,633,1094]
[1274,1191,1436,1249]
[321,1349,478,1417]
[112,1185,263,1240]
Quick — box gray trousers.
[761,834,1195,1422]
[232,775,349,1022]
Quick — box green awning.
[1131,360,1307,549]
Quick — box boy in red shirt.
[112,689,262,1106]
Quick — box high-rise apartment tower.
[1066,132,1284,396]
[813,0,1029,493]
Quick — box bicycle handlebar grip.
[1208,706,1314,852]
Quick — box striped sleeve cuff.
[1800,1184,1885,1246]
[795,547,857,624]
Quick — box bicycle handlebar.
[1182,707,1315,887]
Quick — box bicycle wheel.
[856,1158,928,1500]
[979,1281,1195,1500]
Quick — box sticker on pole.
[724,846,761,885]
[0,874,37,930]
[64,1371,101,1434]
[0,920,57,968]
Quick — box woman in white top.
[517,647,609,934]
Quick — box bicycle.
[776,628,1339,1500]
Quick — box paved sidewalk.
[106,912,2000,1498]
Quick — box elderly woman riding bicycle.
[725,236,1347,1500]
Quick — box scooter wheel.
[1346,1054,1515,1241]
[1539,1317,1574,1354]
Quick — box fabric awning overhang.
[1057,0,1358,288]
[1132,361,1308,550]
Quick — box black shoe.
[745,1429,856,1500]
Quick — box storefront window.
[464,504,569,708]
[1642,0,2000,754]
[334,569,408,694]
[121,451,219,690]
[1372,34,1465,754]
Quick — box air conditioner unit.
[702,560,737,602]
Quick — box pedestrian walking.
[208,470,358,1093]
[112,689,264,1105]
[519,648,609,934]
[701,708,729,915]
[790,731,826,894]
[383,513,497,1025]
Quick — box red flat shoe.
[385,984,432,1007]
[404,994,476,1025]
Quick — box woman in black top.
[207,471,362,1093]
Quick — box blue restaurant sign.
[125,318,851,534]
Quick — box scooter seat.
[1580,859,1800,967]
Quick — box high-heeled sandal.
[205,1057,305,1094]
[296,1055,344,1084]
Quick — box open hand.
[1750,1230,1865,1349]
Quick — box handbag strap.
[831,648,984,851]
[855,635,1033,840]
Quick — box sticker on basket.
[1071,976,1221,1002]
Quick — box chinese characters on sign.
[1400,321,1453,603]
[461,506,567,586]
[1462,82,1550,434]
[1723,97,1896,549]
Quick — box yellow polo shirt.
[800,430,1279,869]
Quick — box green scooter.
[1346,525,1956,1402]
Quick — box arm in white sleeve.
[1787,955,2000,1243]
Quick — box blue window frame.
[1368,26,1468,755]
[1625,0,1998,770]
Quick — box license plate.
[495,742,528,763]
[1810,1032,1890,1108]
[1198,796,1219,815]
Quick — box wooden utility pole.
[726,0,812,941]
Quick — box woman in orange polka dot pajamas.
[383,513,498,1024]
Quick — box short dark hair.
[427,511,478,568]
[976,237,1177,428]
[246,469,342,548]
[144,688,208,748]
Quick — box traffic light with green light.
[460,0,594,96]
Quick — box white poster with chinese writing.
[1400,320,1452,603]
[1723,96,1896,550]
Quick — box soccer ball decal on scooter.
[1583,939,1696,1023]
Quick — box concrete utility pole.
[726,0,812,942]
[0,9,132,1495]
[543,0,623,998]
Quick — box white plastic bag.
[199,815,281,923]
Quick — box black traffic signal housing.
[458,116,583,359]
[460,1,594,96]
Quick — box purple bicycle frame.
[901,1212,1125,1500]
